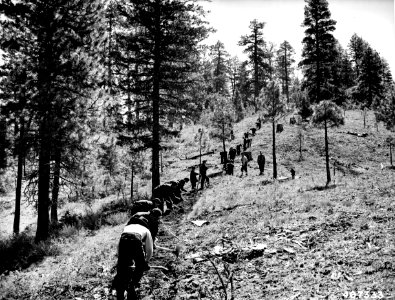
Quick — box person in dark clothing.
[244,132,249,139]
[226,159,234,175]
[199,160,209,189]
[257,151,265,175]
[290,168,295,179]
[229,147,236,160]
[256,117,261,130]
[129,199,162,216]
[190,166,199,190]
[152,182,177,212]
[220,151,227,164]
[243,138,247,151]
[251,128,256,136]
[112,217,153,300]
[173,178,189,203]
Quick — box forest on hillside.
[0,0,394,247]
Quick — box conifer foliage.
[299,0,337,103]
[1,0,105,241]
[110,0,209,191]
[239,19,270,110]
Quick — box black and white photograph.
[0,0,394,299]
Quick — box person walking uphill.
[241,153,248,176]
[112,217,153,300]
[190,166,199,190]
[199,160,209,189]
[257,151,265,175]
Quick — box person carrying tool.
[112,217,153,300]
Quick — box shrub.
[104,212,129,226]
[81,209,102,231]
[0,233,60,275]
[59,225,80,238]
[59,210,82,229]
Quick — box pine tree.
[348,34,368,79]
[210,95,235,156]
[260,81,285,179]
[112,0,209,193]
[329,42,354,106]
[376,85,395,131]
[299,0,337,103]
[1,0,105,241]
[236,61,252,108]
[276,41,295,104]
[300,0,338,186]
[210,41,230,96]
[239,19,270,110]
[355,46,385,109]
[312,101,344,185]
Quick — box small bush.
[81,210,102,231]
[105,212,129,226]
[0,233,60,275]
[59,210,82,229]
[59,225,79,238]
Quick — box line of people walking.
[111,116,270,299]
[223,117,266,177]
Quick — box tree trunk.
[299,131,303,161]
[36,116,51,242]
[253,29,259,111]
[0,118,7,169]
[284,47,289,104]
[272,119,277,179]
[130,163,134,202]
[151,0,161,194]
[51,146,61,224]
[222,123,226,153]
[13,117,24,235]
[324,118,331,186]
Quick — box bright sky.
[201,0,395,77]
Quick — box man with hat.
[112,216,153,300]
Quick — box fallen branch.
[206,255,228,300]
[187,151,215,160]
[150,265,169,272]
[224,203,254,211]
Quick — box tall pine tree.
[299,0,337,103]
[276,41,295,104]
[300,0,337,185]
[112,0,209,193]
[239,19,269,110]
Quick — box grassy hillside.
[1,110,394,300]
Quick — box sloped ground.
[1,110,395,300]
